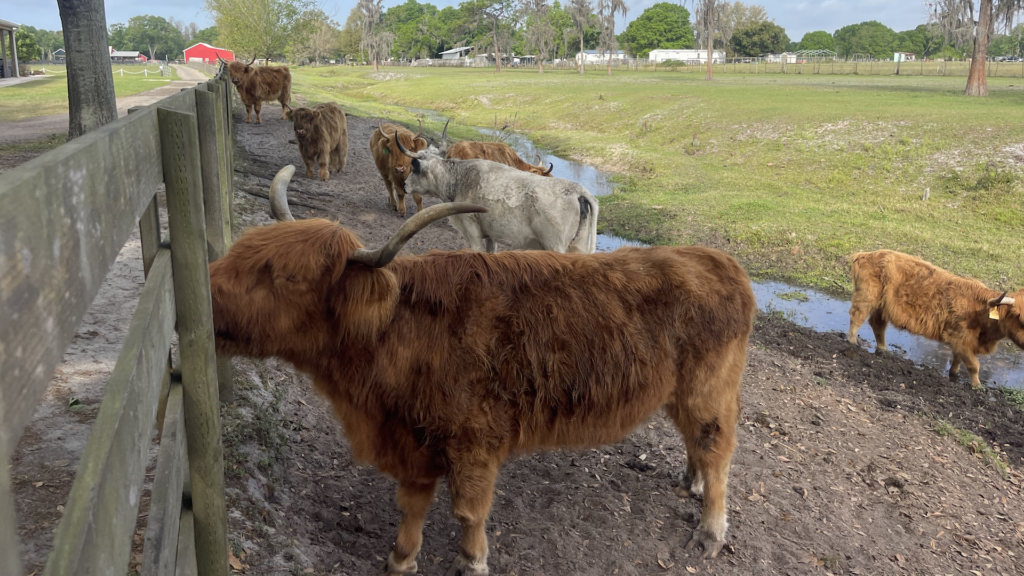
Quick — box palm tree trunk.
[705,20,713,81]
[579,34,585,74]
[57,0,118,140]
[965,0,993,96]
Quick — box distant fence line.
[380,56,1024,78]
[187,61,220,77]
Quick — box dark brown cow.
[222,57,293,124]
[209,179,755,575]
[849,249,1024,388]
[445,140,553,177]
[290,102,348,181]
[369,121,428,217]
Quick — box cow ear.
[244,66,253,74]
[332,268,399,342]
[414,137,428,151]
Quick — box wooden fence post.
[158,107,229,576]
[195,87,234,404]
[0,440,22,576]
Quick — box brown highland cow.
[445,141,554,177]
[848,249,1024,388]
[290,102,348,181]
[222,58,293,124]
[369,121,429,217]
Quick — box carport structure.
[0,18,19,78]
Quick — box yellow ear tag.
[990,307,1000,320]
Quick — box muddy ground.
[8,102,1024,576]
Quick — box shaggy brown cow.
[222,57,292,124]
[369,121,428,217]
[848,249,1024,388]
[290,102,348,181]
[445,141,554,177]
[209,174,755,575]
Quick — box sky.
[9,0,930,42]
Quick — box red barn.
[183,43,234,64]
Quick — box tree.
[689,0,722,80]
[549,1,575,59]
[833,21,895,58]
[289,11,338,65]
[927,0,1024,96]
[568,0,593,73]
[204,0,313,62]
[729,20,789,56]
[192,26,220,46]
[596,0,627,74]
[990,24,1024,56]
[124,15,185,60]
[21,26,63,60]
[477,0,515,72]
[798,30,834,52]
[522,0,556,72]
[338,7,363,60]
[716,2,768,52]
[620,3,693,57]
[57,0,118,140]
[359,0,395,70]
[15,28,41,62]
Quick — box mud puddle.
[409,107,1024,390]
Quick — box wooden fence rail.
[0,63,236,576]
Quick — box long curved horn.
[440,119,450,150]
[988,291,1016,308]
[216,54,226,64]
[542,162,554,176]
[534,154,544,167]
[248,55,258,66]
[349,203,488,268]
[414,118,424,138]
[394,131,427,159]
[269,165,296,222]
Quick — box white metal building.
[648,48,726,64]
[440,46,473,60]
[576,50,627,64]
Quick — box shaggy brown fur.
[369,123,428,217]
[209,218,756,575]
[445,141,553,177]
[848,249,1024,388]
[290,103,348,181]
[225,61,292,124]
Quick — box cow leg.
[396,188,408,218]
[385,478,439,576]
[673,437,704,498]
[961,353,982,388]
[317,149,331,181]
[445,453,500,576]
[384,179,398,211]
[244,103,253,124]
[482,238,498,253]
[868,309,888,352]
[301,151,316,179]
[666,339,743,559]
[412,193,423,214]
[254,102,263,124]
[949,352,963,382]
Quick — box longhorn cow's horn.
[440,119,450,150]
[216,53,226,64]
[534,154,544,167]
[393,130,427,159]
[414,118,424,139]
[542,162,554,176]
[248,55,258,66]
[349,203,488,268]
[269,165,296,222]
[998,291,1016,306]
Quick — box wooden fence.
[0,63,237,576]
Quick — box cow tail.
[571,195,599,254]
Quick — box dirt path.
[8,101,1024,575]
[0,65,208,147]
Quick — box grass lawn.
[288,66,1024,294]
[0,66,179,122]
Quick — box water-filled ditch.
[406,108,1024,389]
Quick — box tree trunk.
[373,58,378,72]
[492,23,501,73]
[965,0,993,96]
[607,49,612,75]
[705,21,713,81]
[57,0,118,140]
[580,34,585,75]
[539,59,543,73]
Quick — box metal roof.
[0,18,21,30]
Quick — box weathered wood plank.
[0,106,164,457]
[44,249,176,576]
[175,509,198,576]
[142,381,186,576]
[139,196,162,278]
[0,438,23,576]
[160,107,229,576]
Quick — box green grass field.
[290,66,1024,294]
[0,65,179,122]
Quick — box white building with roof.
[648,48,725,64]
[576,49,627,64]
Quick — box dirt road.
[0,64,209,146]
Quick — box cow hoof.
[948,372,960,383]
[383,552,417,575]
[685,529,725,559]
[445,554,488,576]
[305,170,315,179]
